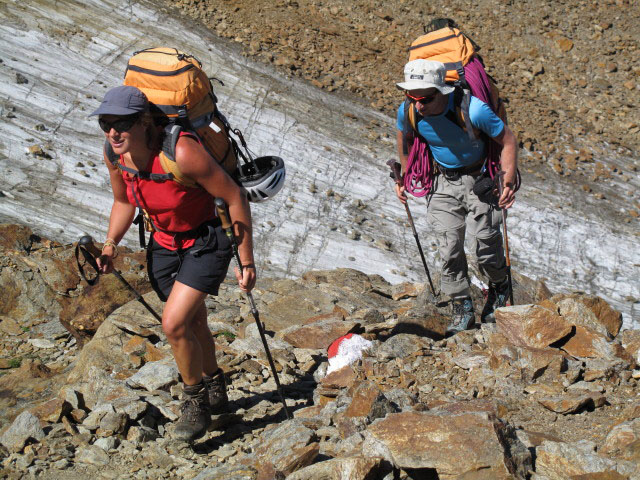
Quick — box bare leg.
[162,281,209,386]
[190,301,219,377]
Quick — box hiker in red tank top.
[120,132,217,250]
[90,86,255,442]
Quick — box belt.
[435,159,484,178]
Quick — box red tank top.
[120,149,215,250]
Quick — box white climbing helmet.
[239,156,286,203]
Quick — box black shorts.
[147,221,233,302]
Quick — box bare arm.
[492,125,518,209]
[175,136,256,292]
[97,152,136,273]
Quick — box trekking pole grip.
[214,198,233,231]
[79,235,102,259]
[386,159,403,185]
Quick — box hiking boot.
[481,277,511,323]
[172,381,211,442]
[445,297,475,336]
[203,368,229,415]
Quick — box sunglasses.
[405,92,438,104]
[98,114,140,133]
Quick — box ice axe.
[74,235,162,323]
[214,198,291,419]
[387,159,439,300]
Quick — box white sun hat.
[396,59,455,95]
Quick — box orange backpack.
[122,47,240,186]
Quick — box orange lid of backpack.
[408,27,475,83]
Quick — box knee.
[475,231,504,263]
[162,315,188,343]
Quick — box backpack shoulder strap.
[158,124,199,188]
[444,88,479,142]
[104,140,119,168]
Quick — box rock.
[363,411,531,478]
[537,393,607,415]
[277,319,360,350]
[536,440,635,478]
[344,381,397,421]
[193,465,258,480]
[451,352,490,370]
[601,418,640,462]
[30,397,72,423]
[125,359,179,391]
[27,339,56,349]
[246,420,319,476]
[126,426,158,446]
[552,293,623,339]
[82,403,115,430]
[391,282,420,300]
[0,411,45,453]
[376,334,431,359]
[66,297,163,385]
[67,366,134,410]
[561,325,617,358]
[75,445,110,466]
[96,411,128,437]
[285,456,384,479]
[621,330,640,364]
[93,437,119,451]
[495,303,572,348]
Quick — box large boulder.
[362,411,531,479]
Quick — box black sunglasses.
[98,114,140,133]
[405,92,438,104]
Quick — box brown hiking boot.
[172,381,211,442]
[203,369,229,415]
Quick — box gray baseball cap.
[89,85,148,117]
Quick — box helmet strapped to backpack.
[238,156,286,203]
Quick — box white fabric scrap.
[326,334,373,376]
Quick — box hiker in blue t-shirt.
[394,59,518,335]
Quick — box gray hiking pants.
[427,172,507,300]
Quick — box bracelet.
[241,263,255,269]
[102,238,119,259]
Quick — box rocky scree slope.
[167,0,640,226]
[0,226,639,479]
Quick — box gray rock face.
[0,411,45,453]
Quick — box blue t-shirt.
[396,95,504,169]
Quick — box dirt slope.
[165,0,639,187]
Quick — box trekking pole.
[214,198,291,419]
[496,173,515,306]
[75,235,162,323]
[386,159,438,299]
